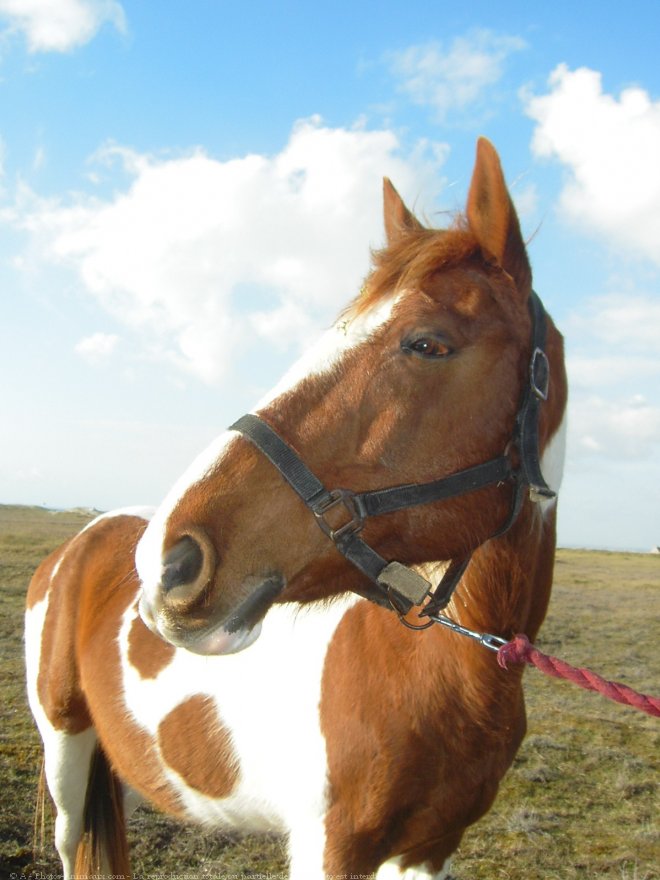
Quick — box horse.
[25,137,567,880]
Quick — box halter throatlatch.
[230,291,554,617]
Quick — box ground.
[1,504,658,880]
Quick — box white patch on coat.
[256,292,401,409]
[287,813,329,880]
[80,506,156,534]
[119,591,360,844]
[134,432,240,606]
[376,857,453,880]
[42,727,98,879]
[25,595,51,741]
[538,411,567,514]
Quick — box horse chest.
[115,596,361,830]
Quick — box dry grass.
[1,505,658,880]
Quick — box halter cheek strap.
[227,412,412,609]
[229,291,553,617]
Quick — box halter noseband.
[230,291,553,617]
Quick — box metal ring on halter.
[386,589,435,630]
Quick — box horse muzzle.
[139,597,265,655]
[137,525,286,655]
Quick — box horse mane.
[351,213,483,317]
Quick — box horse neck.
[405,503,558,735]
[454,501,558,645]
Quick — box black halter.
[230,291,553,617]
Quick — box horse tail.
[32,757,47,862]
[74,745,130,879]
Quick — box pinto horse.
[26,138,567,880]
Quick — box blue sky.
[1,0,659,551]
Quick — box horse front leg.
[287,813,329,880]
[321,811,460,880]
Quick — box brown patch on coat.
[29,513,183,815]
[26,536,74,610]
[31,535,94,733]
[158,694,240,799]
[127,613,176,679]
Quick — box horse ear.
[383,178,423,245]
[466,137,532,296]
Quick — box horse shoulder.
[319,600,526,871]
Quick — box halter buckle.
[530,347,550,400]
[312,489,364,542]
[377,561,431,607]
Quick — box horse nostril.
[158,527,216,608]
[161,535,204,592]
[162,536,203,590]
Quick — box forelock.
[350,214,483,318]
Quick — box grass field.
[1,503,658,880]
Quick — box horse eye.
[402,336,452,359]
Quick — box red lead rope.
[498,634,660,718]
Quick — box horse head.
[136,138,567,655]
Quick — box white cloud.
[33,145,46,172]
[569,394,660,460]
[75,331,119,362]
[563,292,660,462]
[388,30,526,120]
[526,64,660,265]
[6,118,448,383]
[567,293,660,352]
[511,182,538,220]
[567,353,660,389]
[0,0,126,53]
